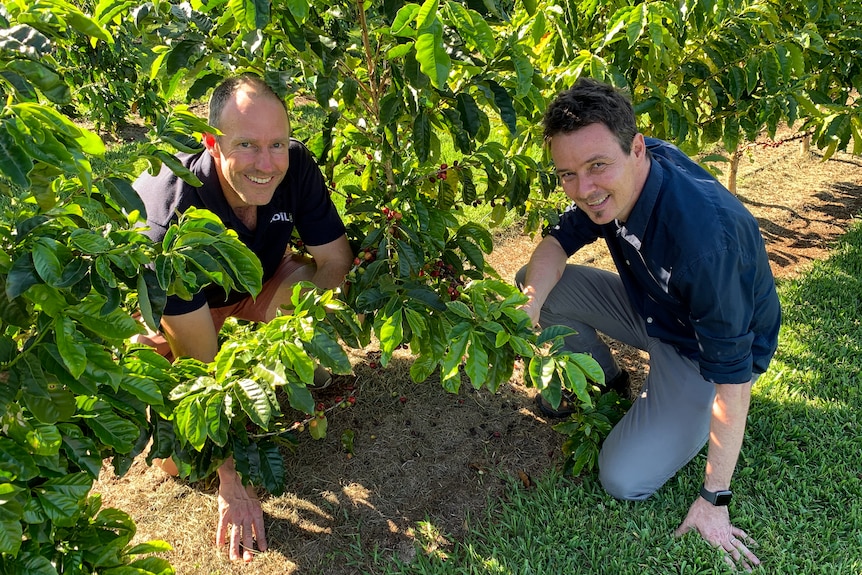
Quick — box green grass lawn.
[348,223,862,574]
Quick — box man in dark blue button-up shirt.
[517,78,780,570]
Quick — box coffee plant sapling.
[0,2,272,571]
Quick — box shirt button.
[626,260,631,265]
[646,317,654,323]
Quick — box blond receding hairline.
[208,75,288,130]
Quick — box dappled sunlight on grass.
[773,224,862,405]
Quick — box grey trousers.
[516,264,722,500]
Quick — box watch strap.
[700,484,732,506]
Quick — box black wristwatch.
[700,484,733,506]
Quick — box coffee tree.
[0,1,603,568]
[0,1,278,572]
[119,0,610,482]
[522,0,861,191]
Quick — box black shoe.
[600,369,630,396]
[535,391,578,419]
[309,365,333,389]
[535,369,631,419]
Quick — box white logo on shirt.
[270,212,293,223]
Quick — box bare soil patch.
[94,128,862,575]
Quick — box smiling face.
[550,122,650,225]
[205,84,291,210]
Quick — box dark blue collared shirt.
[549,138,781,384]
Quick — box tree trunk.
[727,149,741,194]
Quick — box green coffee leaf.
[0,437,40,482]
[258,440,285,495]
[36,472,92,526]
[126,541,173,555]
[445,300,472,320]
[210,239,263,295]
[565,351,604,386]
[204,392,229,446]
[308,416,327,440]
[93,506,136,545]
[415,24,450,89]
[233,378,272,428]
[80,399,140,453]
[306,331,352,374]
[61,432,103,478]
[281,340,315,383]
[118,374,163,406]
[6,253,40,299]
[6,60,70,105]
[100,177,146,217]
[405,287,446,311]
[175,395,208,451]
[18,357,74,424]
[0,485,25,524]
[486,80,516,134]
[465,333,489,389]
[55,315,87,379]
[67,299,141,341]
[285,382,315,414]
[413,108,431,163]
[26,423,62,456]
[563,361,590,405]
[456,236,485,270]
[32,237,64,285]
[0,519,23,555]
[404,307,427,339]
[0,121,33,187]
[536,324,577,347]
[416,0,439,30]
[441,322,471,386]
[445,2,495,59]
[528,355,555,390]
[378,308,404,362]
[409,353,438,383]
[122,557,175,574]
[391,4,420,37]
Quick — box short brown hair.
[543,78,639,154]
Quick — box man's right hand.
[518,235,568,328]
[520,296,542,327]
[216,458,268,562]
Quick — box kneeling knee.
[598,451,659,501]
[598,468,655,501]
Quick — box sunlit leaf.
[415,25,450,89]
[465,333,489,388]
[233,378,272,428]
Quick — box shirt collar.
[615,154,663,247]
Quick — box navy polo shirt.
[549,138,781,384]
[133,139,346,315]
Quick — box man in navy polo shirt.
[133,74,353,562]
[517,78,780,570]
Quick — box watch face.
[714,491,733,506]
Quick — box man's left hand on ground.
[216,462,268,562]
[674,496,760,572]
